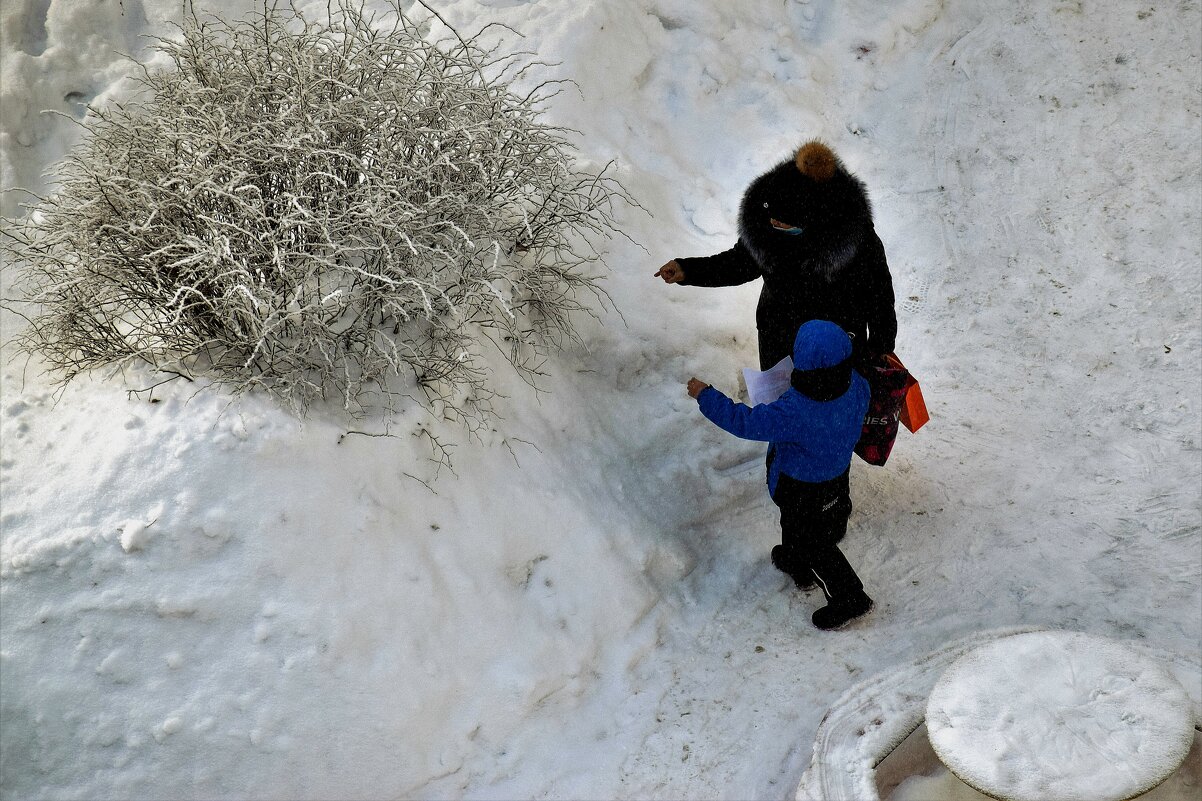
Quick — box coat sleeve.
[676,240,762,287]
[863,232,897,357]
[696,387,787,441]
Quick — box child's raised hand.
[687,377,710,399]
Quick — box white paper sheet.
[742,356,793,406]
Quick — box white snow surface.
[796,628,1201,801]
[926,631,1195,801]
[1,0,1200,799]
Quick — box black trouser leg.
[774,471,863,599]
[808,538,864,601]
[776,504,810,572]
[757,325,793,371]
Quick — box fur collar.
[736,157,873,282]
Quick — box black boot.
[808,542,872,630]
[771,545,818,590]
[812,590,874,630]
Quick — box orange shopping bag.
[898,363,929,433]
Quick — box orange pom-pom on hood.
[794,140,838,182]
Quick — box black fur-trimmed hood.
[737,141,874,281]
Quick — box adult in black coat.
[656,141,897,370]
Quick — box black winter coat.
[676,157,897,370]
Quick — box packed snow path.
[1,0,1199,799]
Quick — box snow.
[797,629,1200,801]
[797,627,1041,801]
[2,0,1200,799]
[891,748,1202,801]
[925,631,1195,801]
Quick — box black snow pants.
[771,469,864,600]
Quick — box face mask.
[768,217,803,236]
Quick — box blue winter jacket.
[697,321,870,497]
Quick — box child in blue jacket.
[687,319,873,630]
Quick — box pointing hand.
[655,260,684,284]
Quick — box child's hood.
[792,320,852,371]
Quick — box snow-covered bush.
[1,0,634,426]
